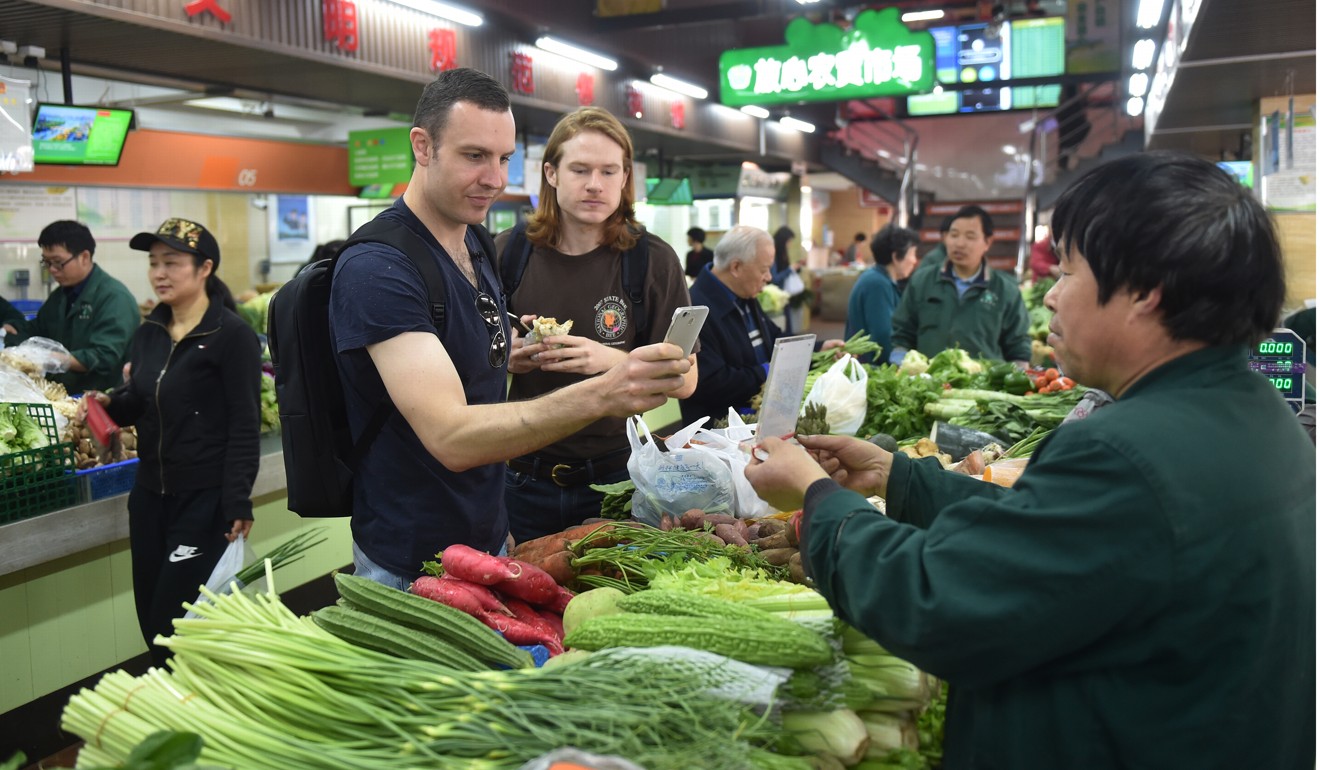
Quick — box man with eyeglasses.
[11,220,140,394]
[330,69,693,589]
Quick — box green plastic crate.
[0,403,78,524]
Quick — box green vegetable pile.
[589,478,636,521]
[0,403,50,455]
[236,291,276,338]
[259,373,279,434]
[1021,279,1056,342]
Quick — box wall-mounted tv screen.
[906,17,1064,116]
[31,103,135,166]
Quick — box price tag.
[1248,328,1307,411]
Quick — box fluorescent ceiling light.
[902,10,945,22]
[1131,38,1156,69]
[1126,96,1145,117]
[740,105,770,119]
[1128,73,1149,97]
[794,0,821,4]
[649,74,708,100]
[535,36,618,71]
[1136,0,1164,29]
[1002,144,1017,154]
[386,0,483,27]
[779,115,815,133]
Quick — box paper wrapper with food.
[525,317,573,347]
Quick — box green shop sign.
[719,8,935,107]
[348,127,413,187]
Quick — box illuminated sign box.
[347,127,413,186]
[906,17,1066,116]
[719,8,935,107]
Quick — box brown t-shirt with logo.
[495,230,693,460]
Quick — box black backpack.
[267,217,494,518]
[498,222,651,340]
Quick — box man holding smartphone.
[497,106,697,542]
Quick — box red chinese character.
[323,0,358,52]
[576,72,595,106]
[626,84,644,119]
[184,0,231,23]
[670,101,685,130]
[428,28,456,73]
[511,52,535,95]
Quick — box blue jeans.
[505,465,630,543]
[352,540,507,590]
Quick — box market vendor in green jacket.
[13,221,141,394]
[887,205,1031,365]
[746,153,1315,769]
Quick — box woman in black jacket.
[84,218,261,666]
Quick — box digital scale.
[1247,328,1308,413]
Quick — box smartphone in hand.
[663,305,709,357]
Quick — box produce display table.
[0,434,286,578]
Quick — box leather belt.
[507,449,631,487]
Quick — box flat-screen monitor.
[31,103,135,166]
[906,17,1065,116]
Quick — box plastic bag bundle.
[183,534,258,619]
[803,354,869,436]
[0,337,73,377]
[626,416,733,527]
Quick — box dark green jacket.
[801,345,1316,769]
[891,260,1031,362]
[0,296,25,331]
[916,242,946,274]
[22,265,140,394]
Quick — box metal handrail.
[836,101,920,226]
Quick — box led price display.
[1247,329,1307,404]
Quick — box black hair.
[772,226,796,273]
[949,206,993,238]
[686,227,706,243]
[413,68,511,148]
[870,224,920,266]
[38,220,96,258]
[1051,151,1284,347]
[853,232,867,242]
[310,239,346,264]
[937,214,956,234]
[183,251,236,312]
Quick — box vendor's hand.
[226,519,253,543]
[821,338,847,359]
[797,434,894,498]
[76,389,111,421]
[2,323,15,336]
[744,437,829,512]
[534,335,627,375]
[595,342,691,417]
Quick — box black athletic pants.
[127,484,231,667]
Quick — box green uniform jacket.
[891,261,1031,362]
[0,296,25,331]
[23,265,140,394]
[801,346,1316,769]
[916,242,946,274]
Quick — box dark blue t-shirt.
[329,199,509,577]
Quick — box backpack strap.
[336,219,451,467]
[497,220,533,301]
[622,229,651,340]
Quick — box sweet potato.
[712,522,747,547]
[759,547,796,567]
[753,530,791,550]
[679,509,707,530]
[702,513,739,527]
[659,513,676,531]
[788,552,808,584]
[744,522,762,541]
[755,518,787,537]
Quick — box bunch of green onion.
[62,581,788,770]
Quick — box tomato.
[1044,368,1060,381]
[1059,376,1075,389]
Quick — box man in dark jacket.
[683,226,841,427]
[745,153,1315,769]
[16,220,140,393]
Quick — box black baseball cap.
[129,218,221,268]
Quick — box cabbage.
[898,350,929,376]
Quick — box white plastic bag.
[3,337,72,376]
[781,269,806,296]
[688,410,771,519]
[183,534,256,619]
[626,416,733,526]
[803,354,869,436]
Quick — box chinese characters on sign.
[511,52,535,95]
[576,72,595,106]
[670,102,685,129]
[323,0,358,52]
[718,8,934,106]
[429,28,457,72]
[183,0,232,23]
[626,84,644,119]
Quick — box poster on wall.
[1261,115,1317,212]
[268,194,315,264]
[0,186,76,242]
[277,195,311,241]
[0,75,34,174]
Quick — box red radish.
[479,610,563,653]
[437,575,513,615]
[545,586,575,615]
[492,556,560,607]
[409,576,485,616]
[536,608,565,641]
[441,544,520,585]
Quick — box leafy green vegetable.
[857,364,943,442]
[590,478,636,521]
[259,373,279,434]
[898,350,929,376]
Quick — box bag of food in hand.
[626,416,733,527]
[803,354,869,436]
[525,317,573,347]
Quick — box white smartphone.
[663,305,709,357]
